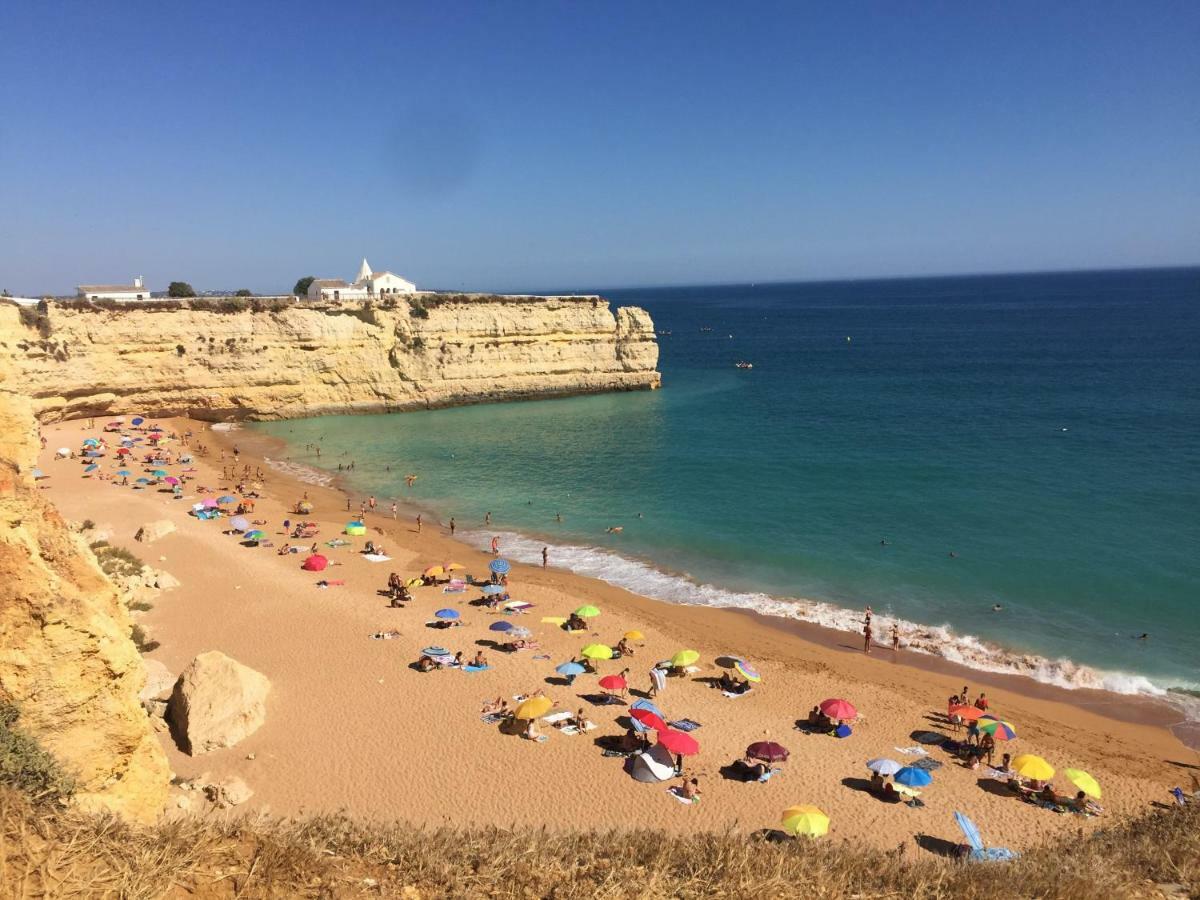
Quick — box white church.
[307,259,417,301]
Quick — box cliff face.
[1,294,660,422]
[0,357,170,822]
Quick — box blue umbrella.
[481,584,506,596]
[489,621,515,632]
[135,477,151,484]
[132,416,144,425]
[434,608,460,620]
[117,469,131,476]
[954,811,984,853]
[894,766,933,788]
[217,495,236,504]
[630,698,664,716]
[84,450,102,457]
[82,438,100,446]
[421,646,450,657]
[556,661,585,675]
[489,559,511,575]
[84,464,98,472]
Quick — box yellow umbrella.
[1011,754,1055,781]
[423,565,446,577]
[671,649,699,667]
[514,696,552,720]
[781,805,829,837]
[581,644,613,660]
[1063,768,1101,799]
[624,630,645,641]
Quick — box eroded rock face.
[1,295,661,422]
[134,520,176,543]
[0,378,170,822]
[168,651,270,755]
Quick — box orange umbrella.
[948,705,986,721]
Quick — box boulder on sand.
[134,520,176,543]
[168,651,270,755]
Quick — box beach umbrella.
[423,565,446,577]
[131,416,144,425]
[490,621,515,633]
[83,450,102,457]
[894,766,933,788]
[1063,768,1102,799]
[1011,754,1055,781]
[345,522,367,536]
[556,662,586,676]
[421,646,450,657]
[734,659,762,682]
[954,811,985,853]
[244,530,266,541]
[509,625,531,638]
[598,674,627,691]
[229,516,250,532]
[574,604,601,618]
[978,717,1018,741]
[581,643,613,660]
[489,558,511,575]
[164,476,180,485]
[866,758,903,776]
[657,729,699,756]
[630,708,668,731]
[202,497,219,507]
[746,741,789,763]
[435,608,460,620]
[302,554,328,571]
[297,501,313,513]
[781,805,829,838]
[630,744,676,783]
[819,698,857,720]
[514,696,552,720]
[217,494,236,504]
[834,723,853,739]
[117,469,131,476]
[84,464,98,472]
[949,705,986,721]
[624,630,644,641]
[82,438,100,447]
[135,477,150,484]
[630,698,665,718]
[151,469,168,477]
[116,447,131,455]
[481,584,506,596]
[671,649,699,667]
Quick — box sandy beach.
[36,417,1198,851]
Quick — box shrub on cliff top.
[0,701,76,806]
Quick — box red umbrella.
[819,698,857,720]
[630,708,667,731]
[598,674,627,691]
[116,447,131,455]
[746,741,789,763]
[657,729,700,756]
[948,705,986,721]
[302,554,328,572]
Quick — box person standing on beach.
[368,495,376,512]
[863,621,872,653]
[449,517,456,536]
[490,536,499,556]
[542,546,548,568]
[346,498,351,512]
[891,623,899,651]
[416,514,422,533]
[391,501,397,519]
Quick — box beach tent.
[630,744,676,783]
[302,554,328,572]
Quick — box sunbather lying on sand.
[480,697,510,715]
[501,638,540,651]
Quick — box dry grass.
[0,787,1196,898]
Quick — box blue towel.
[463,664,490,673]
[758,768,779,783]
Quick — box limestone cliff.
[0,355,171,822]
[1,294,660,422]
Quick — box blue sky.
[2,1,1197,294]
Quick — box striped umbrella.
[243,530,265,541]
[489,558,511,575]
[734,659,762,682]
[978,717,1018,741]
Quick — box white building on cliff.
[76,276,149,302]
[307,259,416,301]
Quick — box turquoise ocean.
[254,268,1200,718]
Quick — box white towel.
[894,746,929,756]
[542,711,572,724]
[722,690,748,699]
[363,554,391,562]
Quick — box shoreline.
[232,420,1198,749]
[36,415,1198,850]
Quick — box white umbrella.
[866,758,903,776]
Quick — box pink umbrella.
[164,476,180,485]
[202,498,218,508]
[819,698,858,720]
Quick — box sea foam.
[469,528,1200,714]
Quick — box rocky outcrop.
[134,520,175,543]
[0,358,170,822]
[0,294,660,422]
[168,651,270,755]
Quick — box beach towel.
[325,539,351,548]
[559,722,597,736]
[758,768,781,783]
[684,665,701,674]
[480,713,504,725]
[543,711,573,724]
[910,757,944,772]
[541,616,567,625]
[529,734,548,743]
[668,719,701,732]
[370,630,401,640]
[532,654,551,660]
[316,580,345,588]
[442,584,466,593]
[649,668,667,693]
[894,746,930,756]
[667,787,698,805]
[722,691,748,699]
[363,554,391,562]
[462,664,490,673]
[504,601,533,612]
[602,749,632,758]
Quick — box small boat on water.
[700,326,713,332]
[656,330,672,336]
[735,361,753,369]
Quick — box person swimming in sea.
[992,604,1003,612]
